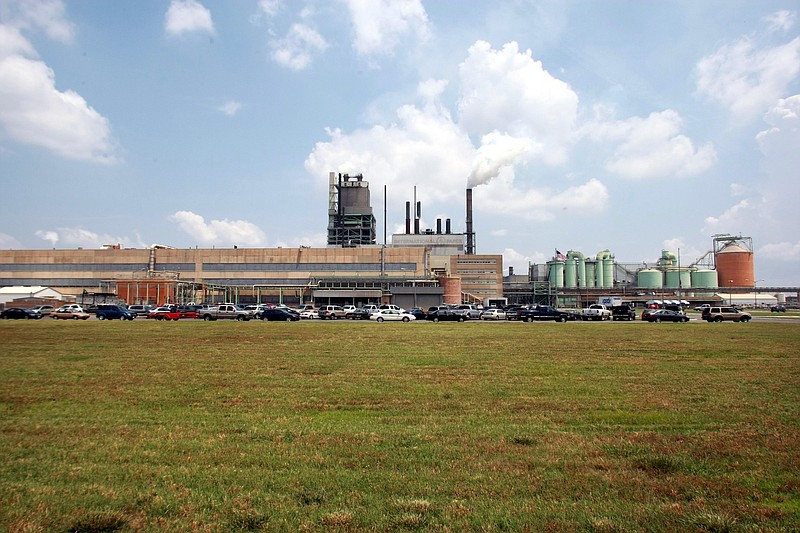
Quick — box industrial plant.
[0,172,795,310]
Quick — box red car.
[147,306,181,321]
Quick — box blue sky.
[1,0,799,285]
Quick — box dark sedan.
[346,308,371,320]
[425,309,469,322]
[645,309,690,323]
[1,308,43,319]
[262,308,300,321]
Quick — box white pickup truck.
[581,304,612,321]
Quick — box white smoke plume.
[467,131,536,188]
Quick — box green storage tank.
[585,261,597,288]
[691,269,718,289]
[665,268,692,289]
[637,269,663,289]
[548,260,564,288]
[564,259,577,288]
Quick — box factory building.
[0,173,504,308]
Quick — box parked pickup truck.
[198,304,252,321]
[582,304,612,321]
[611,304,636,321]
[517,305,571,322]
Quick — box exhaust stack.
[466,188,475,254]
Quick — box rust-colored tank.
[438,276,462,304]
[715,242,754,287]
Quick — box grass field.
[1,319,798,531]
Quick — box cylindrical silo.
[564,258,577,288]
[547,260,564,288]
[691,269,718,289]
[603,256,614,288]
[665,268,692,289]
[638,269,663,289]
[585,261,597,288]
[715,242,754,287]
[438,276,462,304]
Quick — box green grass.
[1,320,799,531]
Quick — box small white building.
[0,286,67,305]
[715,292,778,307]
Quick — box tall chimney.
[436,218,442,234]
[405,201,411,234]
[414,201,421,234]
[466,188,474,254]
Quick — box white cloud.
[35,227,144,249]
[477,172,609,221]
[165,0,214,37]
[592,110,716,179]
[346,0,430,57]
[218,100,242,116]
[458,41,578,166]
[763,10,796,33]
[759,241,800,261]
[0,231,22,248]
[1,0,74,43]
[695,34,800,121]
[271,23,328,71]
[0,25,117,163]
[170,211,267,247]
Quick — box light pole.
[754,279,763,308]
[729,280,734,306]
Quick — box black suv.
[96,304,136,320]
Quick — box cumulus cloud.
[0,24,117,162]
[0,0,75,43]
[458,41,578,166]
[346,0,430,57]
[271,23,328,71]
[306,43,608,223]
[165,0,214,37]
[35,227,144,249]
[592,110,717,179]
[217,100,242,116]
[763,10,796,33]
[758,241,800,261]
[170,211,267,247]
[695,33,800,121]
[0,231,22,248]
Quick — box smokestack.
[436,218,442,234]
[466,188,474,254]
[405,202,411,234]
[446,218,451,234]
[414,201,421,234]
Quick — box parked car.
[148,306,181,321]
[480,308,506,320]
[29,304,54,316]
[346,307,371,320]
[127,304,153,317]
[771,305,786,312]
[408,308,427,320]
[1,307,43,319]
[96,304,136,320]
[701,306,752,323]
[645,309,690,323]
[342,305,358,315]
[300,310,319,319]
[694,303,712,312]
[370,309,416,322]
[611,304,636,321]
[262,308,300,321]
[517,305,571,322]
[51,305,90,320]
[378,304,405,312]
[641,308,658,321]
[456,304,482,319]
[426,309,469,322]
[294,304,317,314]
[317,305,346,320]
